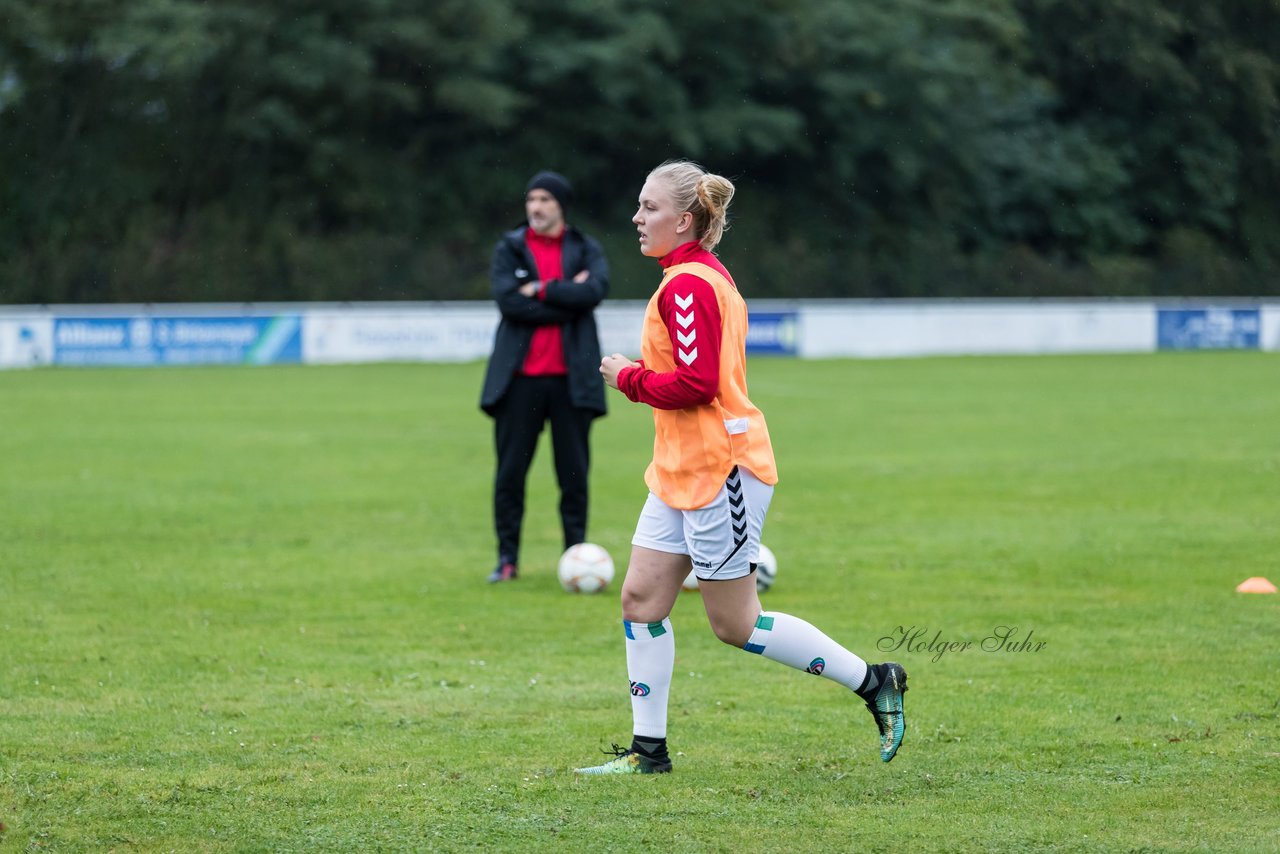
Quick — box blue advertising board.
[1156,308,1260,351]
[53,315,302,366]
[746,311,799,356]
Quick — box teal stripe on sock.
[647,621,667,638]
[754,614,774,632]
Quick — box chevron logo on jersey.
[674,292,697,364]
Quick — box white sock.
[624,618,674,739]
[743,611,868,691]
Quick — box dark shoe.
[487,560,518,583]
[574,744,672,775]
[864,662,908,762]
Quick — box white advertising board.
[1263,305,1280,352]
[302,306,498,364]
[304,303,649,365]
[800,300,1156,358]
[594,303,646,357]
[0,315,53,369]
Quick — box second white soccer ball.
[558,543,615,594]
[754,544,778,593]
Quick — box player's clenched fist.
[600,353,638,389]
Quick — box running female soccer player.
[576,161,907,775]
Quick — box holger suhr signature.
[877,625,1047,662]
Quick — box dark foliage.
[1,0,1276,302]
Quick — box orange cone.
[1235,577,1278,594]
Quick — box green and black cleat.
[865,662,908,762]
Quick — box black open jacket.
[479,224,609,418]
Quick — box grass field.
[2,353,1278,852]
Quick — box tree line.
[1,0,1277,304]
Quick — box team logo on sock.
[630,681,650,697]
[805,657,826,676]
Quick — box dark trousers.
[493,375,592,564]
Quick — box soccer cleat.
[865,662,908,762]
[487,560,518,583]
[574,744,672,775]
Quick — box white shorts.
[632,466,774,581]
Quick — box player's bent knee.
[708,616,753,648]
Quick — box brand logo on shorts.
[805,657,826,676]
[630,681,650,697]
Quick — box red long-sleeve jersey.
[617,242,731,409]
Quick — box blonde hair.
[647,160,734,251]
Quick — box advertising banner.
[302,309,497,364]
[1156,308,1260,351]
[746,311,800,356]
[0,316,54,369]
[53,315,302,366]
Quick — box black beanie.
[525,170,573,213]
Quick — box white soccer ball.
[754,544,778,593]
[558,543,615,594]
[680,544,777,593]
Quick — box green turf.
[1,353,1277,852]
